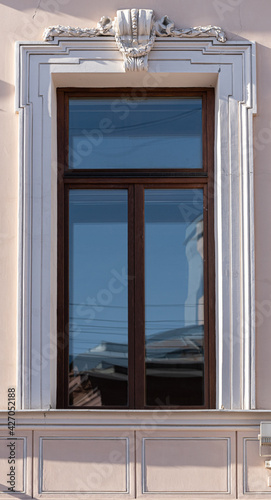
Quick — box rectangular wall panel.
[34,430,134,499]
[0,431,32,499]
[136,431,236,498]
[238,431,271,498]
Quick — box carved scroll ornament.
[44,9,226,71]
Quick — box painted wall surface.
[0,2,271,495]
[0,411,271,499]
[4,0,271,409]
[0,0,271,425]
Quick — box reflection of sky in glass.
[69,189,205,406]
[69,190,128,358]
[69,189,204,357]
[145,190,204,339]
[144,190,204,405]
[69,98,202,169]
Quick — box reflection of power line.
[146,319,187,323]
[69,317,128,323]
[69,303,127,308]
[69,321,192,328]
[69,340,125,344]
[69,330,187,337]
[71,108,200,135]
[69,318,188,324]
[69,325,187,333]
[70,324,128,328]
[70,329,128,334]
[69,340,200,349]
[69,303,202,308]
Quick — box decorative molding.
[242,437,271,495]
[114,9,156,71]
[0,431,32,497]
[0,437,27,494]
[141,437,232,495]
[1,410,271,427]
[16,36,256,411]
[43,9,227,71]
[43,15,114,41]
[39,436,130,495]
[155,16,226,42]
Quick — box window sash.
[57,89,215,409]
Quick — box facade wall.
[1,412,271,498]
[1,0,271,498]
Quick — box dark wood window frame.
[57,87,215,409]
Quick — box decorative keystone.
[44,9,227,71]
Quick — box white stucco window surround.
[16,28,257,410]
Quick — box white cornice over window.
[16,10,256,410]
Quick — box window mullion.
[134,184,145,409]
[128,185,135,408]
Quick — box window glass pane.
[69,190,128,407]
[145,189,204,406]
[69,98,202,169]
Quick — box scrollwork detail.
[43,10,227,71]
[155,15,226,43]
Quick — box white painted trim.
[1,408,271,429]
[15,36,257,410]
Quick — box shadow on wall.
[1,1,256,46]
[0,0,171,15]
[0,81,14,111]
[0,81,14,97]
[0,1,211,28]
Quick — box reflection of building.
[184,215,204,326]
[71,324,204,407]
[71,215,206,407]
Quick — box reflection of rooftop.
[69,324,205,407]
[71,324,204,375]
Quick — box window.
[57,88,215,409]
[17,37,256,411]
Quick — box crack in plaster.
[32,0,42,19]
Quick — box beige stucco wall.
[0,0,271,409]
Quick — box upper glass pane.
[69,190,128,407]
[68,98,202,169]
